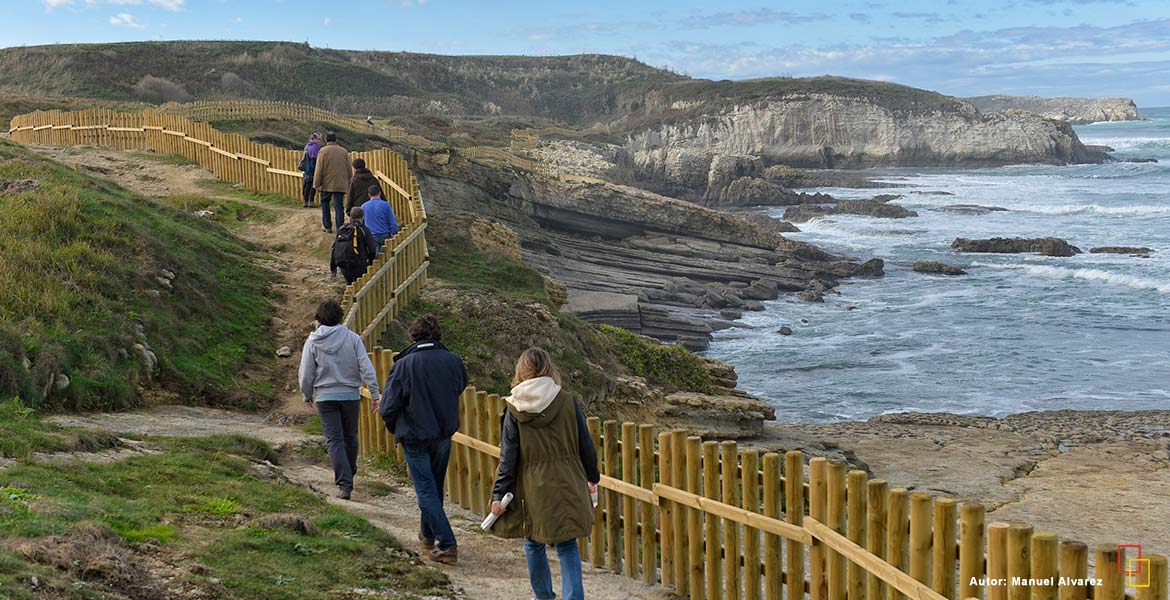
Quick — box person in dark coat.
[347,158,378,213]
[301,132,321,208]
[329,206,377,284]
[490,348,598,600]
[381,314,468,564]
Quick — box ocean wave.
[1007,203,1170,216]
[973,262,1170,294]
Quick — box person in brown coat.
[312,132,351,233]
[490,348,598,600]
[346,158,377,213]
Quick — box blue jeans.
[321,191,345,230]
[372,232,390,256]
[525,538,584,600]
[401,439,456,550]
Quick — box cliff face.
[965,95,1140,124]
[624,94,1106,198]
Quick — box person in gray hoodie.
[298,300,380,499]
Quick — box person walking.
[380,314,467,565]
[360,184,399,255]
[346,158,377,214]
[297,300,380,500]
[312,132,351,233]
[490,348,599,600]
[299,132,322,208]
[330,206,377,284]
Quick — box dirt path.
[31,145,340,420]
[46,407,670,600]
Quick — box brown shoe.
[418,533,435,551]
[429,547,457,565]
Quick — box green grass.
[128,150,198,166]
[0,139,276,411]
[198,177,302,208]
[425,214,549,304]
[0,428,450,599]
[598,325,715,394]
[210,118,395,153]
[159,193,278,228]
[0,398,121,460]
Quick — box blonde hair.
[512,347,561,386]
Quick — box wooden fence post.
[909,493,933,587]
[763,452,782,600]
[688,436,705,600]
[723,441,741,600]
[1094,544,1124,600]
[673,429,689,594]
[867,480,889,600]
[810,457,828,600]
[704,440,722,600]
[622,422,637,579]
[660,431,674,590]
[589,417,604,567]
[987,523,1010,600]
[785,450,806,600]
[467,391,483,515]
[477,391,493,512]
[1138,555,1167,600]
[933,498,957,600]
[887,488,910,600]
[959,502,986,600]
[827,461,847,600]
[1058,541,1087,600]
[640,425,656,586]
[847,470,867,600]
[1007,524,1034,600]
[743,450,762,600]
[604,420,620,574]
[1031,532,1058,600]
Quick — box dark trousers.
[317,400,360,492]
[401,439,456,550]
[302,177,316,206]
[320,191,345,230]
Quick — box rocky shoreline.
[753,409,1170,559]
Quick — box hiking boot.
[323,226,333,234]
[418,533,435,551]
[429,547,458,565]
[336,488,351,500]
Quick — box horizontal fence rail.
[8,107,428,347]
[353,380,1166,600]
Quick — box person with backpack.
[297,299,380,500]
[360,184,399,255]
[489,348,598,600]
[381,315,468,565]
[298,132,322,208]
[347,158,377,214]
[330,206,377,284]
[312,132,351,233]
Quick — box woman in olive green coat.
[490,348,599,600]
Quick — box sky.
[6,0,1170,107]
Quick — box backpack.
[331,223,365,267]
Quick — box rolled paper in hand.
[480,492,514,531]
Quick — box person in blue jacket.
[380,314,468,564]
[360,184,399,255]
[300,132,321,208]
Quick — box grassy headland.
[0,140,276,412]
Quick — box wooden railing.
[158,99,376,132]
[8,108,428,348]
[354,381,1167,600]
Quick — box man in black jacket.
[380,314,467,564]
[329,206,378,284]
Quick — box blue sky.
[8,0,1170,106]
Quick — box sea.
[705,107,1170,423]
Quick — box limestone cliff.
[965,95,1140,124]
[625,93,1106,199]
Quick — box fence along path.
[11,108,1169,600]
[8,107,428,351]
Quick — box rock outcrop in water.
[1089,246,1154,256]
[626,93,1107,200]
[952,237,1082,257]
[784,199,919,222]
[965,95,1140,124]
[913,261,968,276]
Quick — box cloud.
[399,0,429,6]
[46,0,184,10]
[890,11,945,23]
[849,13,873,24]
[108,12,142,27]
[678,9,829,29]
[323,17,332,25]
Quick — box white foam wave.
[973,262,1170,293]
[1007,203,1170,216]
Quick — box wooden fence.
[7,108,428,349]
[354,382,1166,600]
[158,99,375,132]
